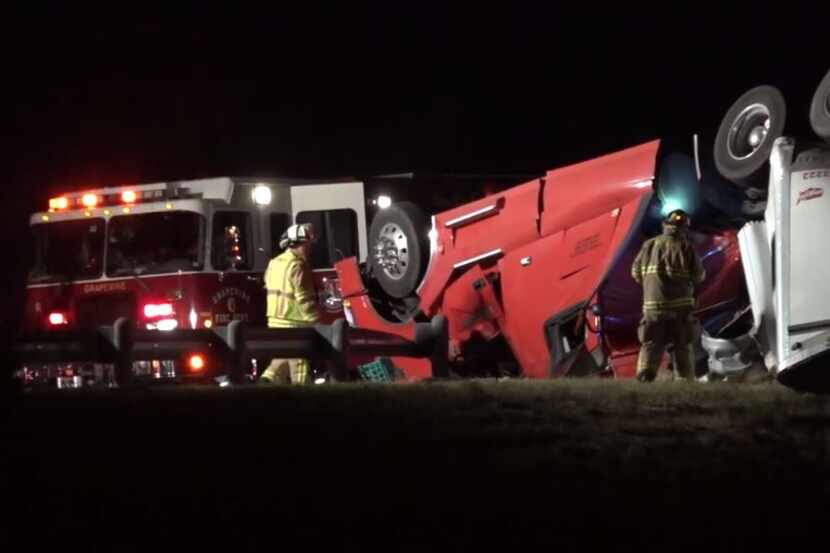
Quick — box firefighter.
[259,223,321,385]
[631,209,706,382]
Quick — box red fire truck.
[16,177,377,386]
[15,69,830,391]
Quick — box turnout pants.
[636,310,697,381]
[261,358,309,385]
[259,318,312,385]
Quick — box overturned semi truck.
[334,68,830,391]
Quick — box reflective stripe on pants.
[261,358,310,385]
[260,318,313,384]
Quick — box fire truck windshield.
[29,219,106,283]
[107,211,204,276]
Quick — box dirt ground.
[2,379,829,551]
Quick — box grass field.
[2,379,829,551]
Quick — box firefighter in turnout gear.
[259,223,321,385]
[631,209,706,382]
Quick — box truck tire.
[368,201,429,298]
[714,85,786,186]
[809,69,830,142]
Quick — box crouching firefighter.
[259,223,321,385]
[631,209,705,382]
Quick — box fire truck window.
[107,212,204,276]
[29,219,105,283]
[212,211,252,270]
[296,209,358,268]
[270,213,291,257]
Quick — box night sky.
[3,6,828,346]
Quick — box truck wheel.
[368,201,429,298]
[810,69,830,142]
[714,85,786,186]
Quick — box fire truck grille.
[75,293,137,329]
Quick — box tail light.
[121,190,137,203]
[143,303,174,318]
[48,312,68,326]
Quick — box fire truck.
[14,69,830,391]
[15,177,377,386]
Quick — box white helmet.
[279,223,316,250]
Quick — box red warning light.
[188,354,205,372]
[48,312,68,326]
[81,193,99,208]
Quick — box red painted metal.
[499,194,649,377]
[23,271,265,334]
[418,178,542,315]
[23,270,347,335]
[337,139,747,381]
[336,257,432,379]
[540,140,660,237]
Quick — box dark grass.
[2,379,829,551]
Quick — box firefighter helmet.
[664,209,690,228]
[279,223,317,250]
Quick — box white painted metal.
[289,181,368,265]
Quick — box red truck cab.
[336,140,746,381]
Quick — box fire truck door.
[289,181,367,265]
[290,181,368,323]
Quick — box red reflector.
[122,190,137,203]
[48,312,67,325]
[188,354,205,372]
[49,197,69,210]
[143,303,174,318]
[81,193,98,208]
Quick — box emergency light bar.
[47,187,194,212]
[44,178,239,213]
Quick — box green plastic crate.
[357,357,395,382]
